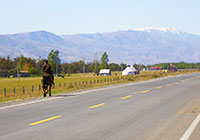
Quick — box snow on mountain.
[133,27,182,34]
[0,28,200,64]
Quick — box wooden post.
[14,88,16,95]
[22,86,25,94]
[4,88,6,96]
[64,83,66,87]
[59,83,61,87]
[39,85,41,91]
[32,85,34,92]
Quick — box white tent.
[130,65,139,74]
[122,67,135,75]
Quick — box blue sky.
[0,0,199,35]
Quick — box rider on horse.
[42,60,54,91]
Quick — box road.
[0,73,200,140]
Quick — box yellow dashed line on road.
[175,82,179,84]
[142,90,150,93]
[121,95,132,100]
[156,86,162,89]
[167,84,172,87]
[29,116,61,126]
[181,80,185,82]
[89,103,106,109]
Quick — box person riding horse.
[42,60,54,96]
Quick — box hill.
[0,28,200,64]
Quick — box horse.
[42,76,53,97]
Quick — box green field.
[0,70,199,103]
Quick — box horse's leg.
[43,77,47,97]
[44,84,49,97]
[49,85,51,96]
[44,90,47,97]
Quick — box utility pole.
[17,63,20,82]
[56,58,58,77]
[17,56,20,82]
[94,52,98,74]
[83,58,85,73]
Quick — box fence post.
[32,85,34,92]
[22,86,25,94]
[64,83,66,87]
[59,83,61,87]
[4,88,6,96]
[14,88,16,95]
[39,85,41,91]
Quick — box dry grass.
[0,69,199,103]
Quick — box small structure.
[99,69,111,76]
[122,65,139,75]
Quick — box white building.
[99,69,111,76]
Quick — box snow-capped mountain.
[0,28,200,64]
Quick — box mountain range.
[0,27,200,64]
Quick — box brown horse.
[42,76,53,97]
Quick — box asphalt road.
[0,73,200,140]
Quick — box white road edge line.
[0,97,62,111]
[179,112,200,140]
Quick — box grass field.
[0,70,199,103]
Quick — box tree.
[100,52,109,69]
[120,63,127,71]
[109,63,121,71]
[48,50,61,75]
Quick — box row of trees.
[151,62,200,69]
[0,51,127,76]
[1,50,200,76]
